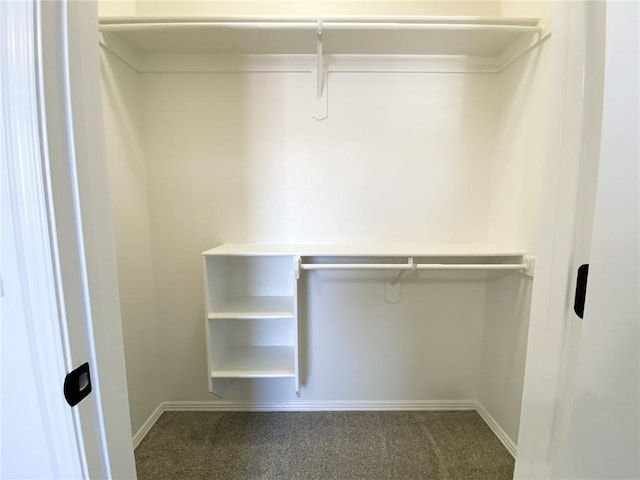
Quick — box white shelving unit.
[207,296,294,319]
[99,16,549,119]
[203,244,532,396]
[210,346,296,379]
[202,243,527,257]
[203,253,299,395]
[98,16,545,60]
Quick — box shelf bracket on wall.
[496,20,551,72]
[211,378,231,398]
[523,255,536,278]
[311,20,328,121]
[385,257,416,303]
[295,256,302,280]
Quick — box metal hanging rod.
[301,263,415,271]
[301,263,526,271]
[416,263,526,270]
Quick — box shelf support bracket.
[294,256,301,280]
[211,378,231,398]
[523,255,536,278]
[496,21,551,72]
[385,257,416,303]
[390,257,416,285]
[311,20,328,120]
[316,20,323,99]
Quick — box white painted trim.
[38,2,137,476]
[476,403,517,458]
[514,3,604,478]
[326,55,497,74]
[99,44,502,74]
[163,400,477,412]
[141,54,314,73]
[132,404,164,449]
[0,2,86,476]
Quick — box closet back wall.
[99,0,502,18]
[143,70,497,392]
[144,72,497,243]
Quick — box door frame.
[514,1,609,478]
[38,0,137,476]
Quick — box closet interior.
[99,0,552,457]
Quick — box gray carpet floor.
[135,411,514,480]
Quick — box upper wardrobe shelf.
[202,244,535,277]
[98,16,550,74]
[201,243,527,257]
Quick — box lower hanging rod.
[416,263,525,270]
[301,263,413,271]
[301,263,526,271]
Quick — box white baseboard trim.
[475,402,517,458]
[132,403,164,449]
[163,399,477,412]
[132,399,516,459]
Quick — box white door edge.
[514,2,607,478]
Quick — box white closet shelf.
[202,243,527,257]
[211,346,295,378]
[98,16,543,55]
[98,16,549,74]
[208,296,294,319]
[203,244,535,276]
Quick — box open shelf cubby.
[203,253,299,391]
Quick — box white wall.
[138,70,499,402]
[98,0,135,18]
[476,0,552,446]
[488,41,550,252]
[142,72,496,245]
[480,275,533,442]
[100,1,501,19]
[101,49,164,434]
